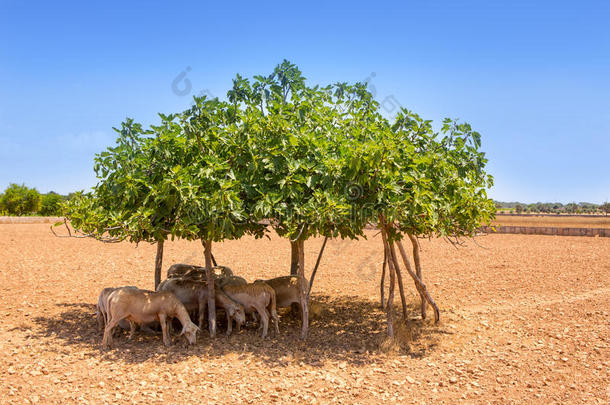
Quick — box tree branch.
[50,219,126,243]
[308,236,328,298]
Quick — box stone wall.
[0,216,63,224]
[480,225,610,237]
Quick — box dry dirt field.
[493,214,610,229]
[1,224,608,404]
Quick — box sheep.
[95,286,137,332]
[222,282,279,338]
[254,276,307,327]
[157,277,246,335]
[255,276,302,311]
[166,263,233,280]
[102,288,199,348]
[212,284,247,335]
[156,278,205,326]
[217,275,248,289]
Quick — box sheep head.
[229,304,246,328]
[180,321,200,345]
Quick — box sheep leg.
[128,321,136,341]
[256,306,270,339]
[96,307,104,332]
[225,311,232,336]
[167,318,174,336]
[271,309,280,335]
[159,314,171,347]
[268,297,280,335]
[102,317,120,349]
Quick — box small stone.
[449,377,458,384]
[405,376,415,384]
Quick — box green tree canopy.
[39,192,63,216]
[0,183,41,215]
[61,60,496,339]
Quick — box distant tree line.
[0,183,73,216]
[495,200,610,215]
[3,185,608,217]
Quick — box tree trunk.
[380,226,395,337]
[202,239,216,338]
[378,218,408,324]
[308,236,328,297]
[407,233,427,319]
[296,239,309,339]
[396,239,440,323]
[388,239,409,324]
[154,240,164,290]
[380,247,387,310]
[290,240,299,276]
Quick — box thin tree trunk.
[387,249,396,337]
[396,239,440,323]
[380,245,387,309]
[407,233,427,319]
[154,240,164,290]
[380,222,408,324]
[296,239,309,339]
[378,218,408,324]
[290,240,299,276]
[388,239,409,324]
[202,239,216,338]
[380,226,395,337]
[308,236,328,297]
[211,252,218,267]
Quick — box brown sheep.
[255,276,302,309]
[217,275,248,289]
[95,286,137,332]
[166,263,233,280]
[222,282,279,338]
[157,278,246,335]
[103,288,199,348]
[254,276,306,324]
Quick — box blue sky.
[1,0,608,203]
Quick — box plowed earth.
[492,215,610,229]
[1,224,608,404]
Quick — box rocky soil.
[1,224,608,404]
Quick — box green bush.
[40,192,63,216]
[0,183,41,216]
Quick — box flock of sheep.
[96,264,302,349]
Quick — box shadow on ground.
[32,295,451,366]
